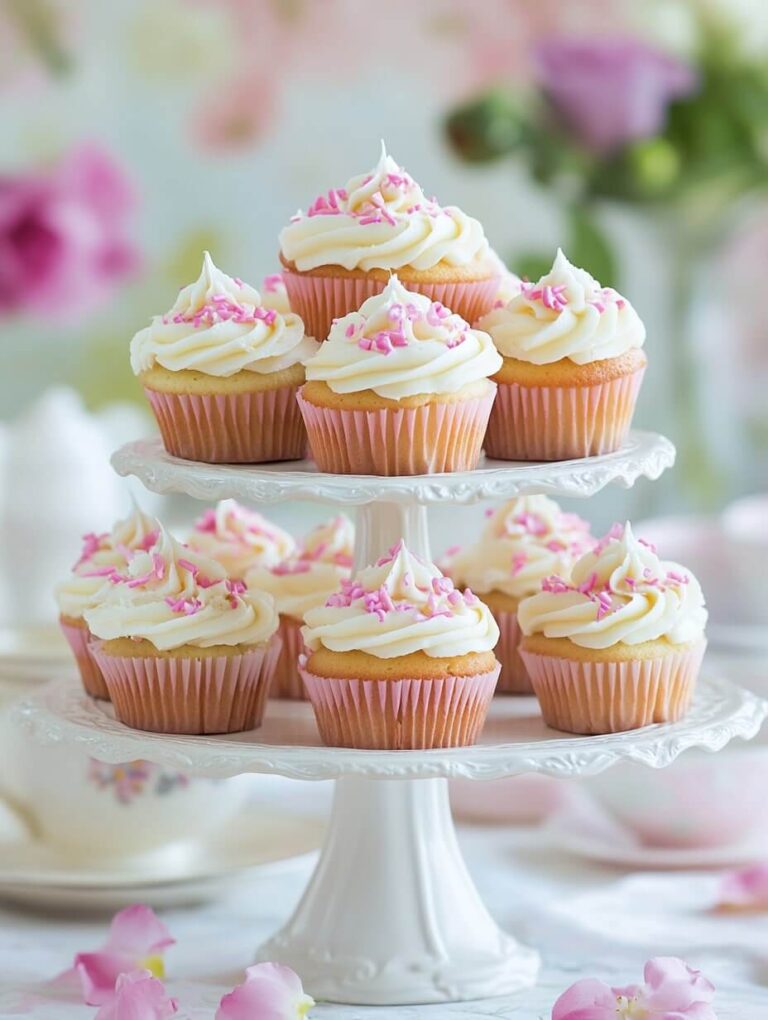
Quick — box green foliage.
[444,91,526,163]
[566,206,617,288]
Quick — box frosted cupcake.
[247,514,355,699]
[478,249,646,461]
[279,142,499,340]
[298,274,502,474]
[86,527,280,734]
[518,522,707,734]
[300,540,500,749]
[131,252,318,464]
[444,496,593,693]
[55,504,160,699]
[187,499,296,579]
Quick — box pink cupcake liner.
[59,617,109,700]
[92,638,282,734]
[520,641,706,734]
[491,608,532,695]
[270,616,308,700]
[300,661,500,749]
[484,365,645,462]
[283,269,500,342]
[297,386,496,475]
[145,384,306,464]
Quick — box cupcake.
[55,504,160,700]
[86,527,280,734]
[444,495,593,693]
[518,522,707,734]
[299,540,500,749]
[279,142,499,340]
[131,252,319,464]
[297,274,502,475]
[187,499,296,578]
[478,249,647,461]
[247,514,355,699]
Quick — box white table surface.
[0,820,766,1020]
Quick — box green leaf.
[512,252,552,283]
[444,91,525,164]
[567,206,617,288]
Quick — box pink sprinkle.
[541,575,572,594]
[263,274,283,292]
[546,540,564,552]
[666,570,690,585]
[178,558,199,575]
[639,537,658,554]
[447,589,462,606]
[595,591,613,620]
[484,508,495,518]
[137,530,159,552]
[233,277,243,287]
[577,571,598,595]
[345,322,357,338]
[463,588,479,606]
[358,215,382,226]
[511,553,527,576]
[81,565,121,581]
[165,596,202,616]
[272,561,311,576]
[431,576,454,595]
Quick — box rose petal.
[551,977,617,1020]
[216,963,314,1020]
[75,952,134,1007]
[105,905,175,957]
[94,971,178,1020]
[642,957,716,1012]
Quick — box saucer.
[547,805,768,870]
[0,804,324,911]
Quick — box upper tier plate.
[17,676,765,782]
[111,431,675,506]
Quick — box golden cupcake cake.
[279,142,499,340]
[300,540,500,749]
[444,495,593,693]
[247,514,355,699]
[518,522,707,734]
[86,527,280,734]
[131,251,318,464]
[479,249,646,461]
[55,504,160,700]
[298,273,501,474]
[187,499,296,579]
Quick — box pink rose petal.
[216,963,314,1020]
[94,971,177,1020]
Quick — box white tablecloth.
[0,822,766,1019]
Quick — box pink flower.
[716,863,768,912]
[95,971,177,1020]
[552,957,716,1019]
[216,963,314,1020]
[0,142,139,321]
[72,905,175,1006]
[536,38,697,153]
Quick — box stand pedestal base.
[256,777,539,1005]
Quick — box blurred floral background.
[1,0,767,547]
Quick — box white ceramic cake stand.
[22,430,766,1007]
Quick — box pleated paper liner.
[270,615,309,700]
[484,366,645,462]
[92,637,281,735]
[297,386,496,475]
[283,269,500,344]
[492,608,532,694]
[300,661,500,749]
[520,641,706,735]
[59,616,109,700]
[145,384,307,464]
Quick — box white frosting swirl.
[247,514,355,619]
[260,272,291,316]
[445,496,593,599]
[55,505,160,618]
[303,274,501,398]
[130,252,318,377]
[487,249,521,311]
[280,142,489,273]
[302,540,499,660]
[187,500,296,578]
[478,249,645,365]
[85,527,278,651]
[518,522,707,649]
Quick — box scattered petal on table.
[216,962,314,1020]
[94,971,178,1020]
[716,863,768,912]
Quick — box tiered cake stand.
[17,432,768,1007]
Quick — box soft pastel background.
[2,0,768,619]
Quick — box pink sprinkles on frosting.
[163,298,276,330]
[347,300,468,357]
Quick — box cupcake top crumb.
[130,252,317,378]
[302,273,501,398]
[280,141,489,273]
[187,499,296,579]
[302,539,499,659]
[518,521,707,649]
[478,248,645,366]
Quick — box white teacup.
[0,675,251,865]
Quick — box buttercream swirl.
[303,274,501,398]
[280,142,489,273]
[55,504,160,619]
[487,250,522,311]
[302,540,499,659]
[130,252,318,378]
[187,499,296,578]
[247,514,355,620]
[478,248,645,365]
[85,527,278,651]
[445,496,593,599]
[518,522,707,649]
[260,272,291,316]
